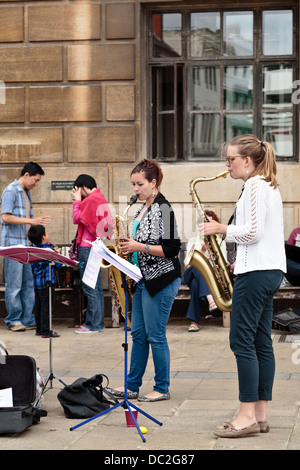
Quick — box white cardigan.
[226,175,286,275]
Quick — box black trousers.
[229,270,283,402]
[33,287,55,335]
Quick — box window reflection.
[149,8,296,161]
[263,112,293,157]
[224,12,253,56]
[152,13,182,57]
[224,114,253,142]
[263,65,293,109]
[262,11,293,56]
[191,114,220,158]
[191,12,220,57]
[192,67,220,110]
[224,66,253,109]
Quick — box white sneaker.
[74,327,100,334]
[280,276,292,287]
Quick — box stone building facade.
[0,0,299,290]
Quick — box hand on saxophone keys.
[119,238,138,255]
[199,220,227,237]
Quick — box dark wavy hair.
[131,159,163,188]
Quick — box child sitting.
[27,225,61,338]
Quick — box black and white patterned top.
[133,192,181,296]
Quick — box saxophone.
[185,170,233,312]
[103,195,138,326]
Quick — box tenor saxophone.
[103,195,138,326]
[185,170,233,312]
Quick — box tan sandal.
[188,322,199,332]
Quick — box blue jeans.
[4,258,35,328]
[286,258,300,286]
[78,246,104,331]
[184,266,210,324]
[127,277,181,394]
[229,270,283,403]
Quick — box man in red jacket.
[71,174,114,333]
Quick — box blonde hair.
[230,134,278,188]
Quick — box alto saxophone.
[102,195,138,326]
[185,170,233,312]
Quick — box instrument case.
[0,350,46,433]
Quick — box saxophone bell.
[185,247,232,312]
[100,243,117,268]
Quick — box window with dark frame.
[148,7,297,162]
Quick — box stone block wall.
[0,0,299,291]
[0,1,138,251]
[0,0,139,288]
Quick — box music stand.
[69,242,162,442]
[0,245,79,402]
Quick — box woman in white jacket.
[201,134,286,438]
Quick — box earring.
[152,191,156,198]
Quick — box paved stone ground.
[0,315,300,452]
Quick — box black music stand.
[69,243,162,442]
[0,245,79,402]
[36,259,66,403]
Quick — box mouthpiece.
[129,195,138,206]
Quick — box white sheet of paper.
[92,239,142,282]
[82,245,102,289]
[82,239,142,289]
[0,387,13,407]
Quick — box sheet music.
[83,239,142,289]
[82,244,102,289]
[0,388,13,407]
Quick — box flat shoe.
[213,421,260,438]
[138,392,170,402]
[9,323,26,332]
[188,323,199,332]
[209,306,218,314]
[42,331,60,338]
[258,420,269,433]
[104,387,138,399]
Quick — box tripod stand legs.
[35,371,67,405]
[35,269,67,406]
[70,285,163,442]
[70,398,162,442]
[35,366,68,407]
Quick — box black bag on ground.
[57,374,118,419]
[0,345,47,433]
[272,308,300,333]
